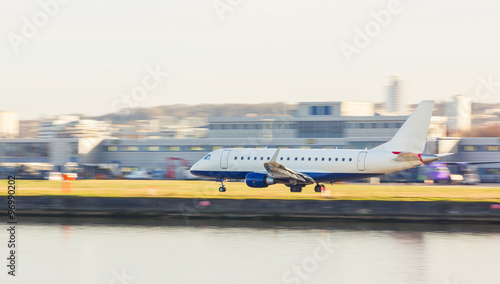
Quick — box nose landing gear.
[218,179,226,192]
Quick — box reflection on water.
[1,218,500,284]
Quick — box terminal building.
[207,101,446,139]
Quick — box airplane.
[190,100,449,192]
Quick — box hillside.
[91,102,296,123]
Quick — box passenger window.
[342,158,345,161]
[349,158,352,161]
[267,157,270,160]
[335,158,338,161]
[321,158,324,161]
[261,157,264,160]
[301,157,304,161]
[328,158,331,161]
[280,157,283,161]
[234,157,237,160]
[295,157,298,161]
[308,157,311,161]
[315,158,318,161]
[287,157,290,161]
[248,157,251,160]
[241,157,244,160]
[254,157,257,160]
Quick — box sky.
[2,0,500,120]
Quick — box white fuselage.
[190,148,424,183]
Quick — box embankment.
[6,196,500,222]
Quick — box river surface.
[1,218,500,284]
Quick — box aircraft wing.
[263,149,315,184]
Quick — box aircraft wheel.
[219,186,226,192]
[314,184,322,192]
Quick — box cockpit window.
[204,154,211,160]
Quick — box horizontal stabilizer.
[437,153,454,158]
[393,152,420,162]
[393,152,440,165]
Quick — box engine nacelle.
[245,172,275,188]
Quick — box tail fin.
[372,100,434,153]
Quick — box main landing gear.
[314,184,326,193]
[218,179,226,192]
[289,184,326,193]
[289,185,303,192]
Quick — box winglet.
[270,148,280,162]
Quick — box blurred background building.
[112,116,207,139]
[446,95,472,135]
[386,76,404,114]
[0,111,19,138]
[207,101,443,139]
[38,115,111,139]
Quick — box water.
[1,218,500,284]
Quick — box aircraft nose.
[190,161,208,178]
[190,163,198,172]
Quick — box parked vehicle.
[44,172,63,181]
[124,171,152,180]
[478,167,500,183]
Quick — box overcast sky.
[2,0,500,120]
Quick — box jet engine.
[245,172,275,188]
